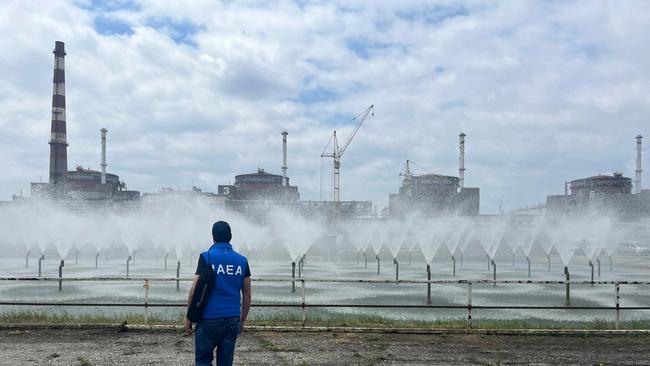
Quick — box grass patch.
[2,309,650,330]
[258,338,287,352]
[77,356,92,366]
[0,310,173,326]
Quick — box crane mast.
[321,104,374,218]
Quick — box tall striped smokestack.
[49,41,68,184]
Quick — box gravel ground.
[1,327,650,365]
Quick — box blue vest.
[202,243,249,319]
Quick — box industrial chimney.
[49,41,68,184]
[281,131,288,187]
[458,133,466,191]
[636,135,643,194]
[101,128,107,185]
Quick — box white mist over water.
[0,199,648,278]
[3,201,650,324]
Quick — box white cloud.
[0,0,649,212]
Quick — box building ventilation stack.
[281,131,288,187]
[636,135,643,194]
[459,133,466,191]
[49,41,68,184]
[101,128,107,185]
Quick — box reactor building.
[29,41,139,204]
[546,135,650,217]
[388,133,480,217]
[215,131,371,220]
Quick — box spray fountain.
[269,209,324,290]
[415,224,441,304]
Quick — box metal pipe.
[393,258,399,283]
[512,253,515,268]
[526,256,531,278]
[460,253,463,266]
[6,300,650,311]
[609,256,612,272]
[143,280,149,326]
[376,255,381,276]
[467,283,472,328]
[298,257,303,278]
[281,131,288,187]
[95,252,100,269]
[6,276,650,285]
[487,254,491,271]
[547,254,551,272]
[38,255,44,277]
[564,266,571,306]
[615,283,620,329]
[363,252,367,269]
[176,261,181,292]
[426,264,431,305]
[291,262,296,293]
[356,250,359,264]
[492,259,496,287]
[165,253,169,272]
[597,257,601,278]
[25,250,30,268]
[452,255,456,277]
[589,260,594,286]
[636,135,643,194]
[58,260,64,292]
[101,128,107,185]
[459,132,466,190]
[126,256,132,279]
[301,280,306,326]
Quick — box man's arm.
[240,277,251,335]
[187,274,200,305]
[184,275,200,335]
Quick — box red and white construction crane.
[321,104,374,208]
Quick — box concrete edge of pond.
[2,324,650,336]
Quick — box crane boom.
[339,104,374,156]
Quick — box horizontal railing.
[1,277,649,329]
[3,277,650,285]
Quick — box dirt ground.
[1,327,650,365]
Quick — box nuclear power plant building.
[546,136,650,218]
[388,133,480,217]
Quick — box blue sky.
[0,0,649,213]
[94,15,133,35]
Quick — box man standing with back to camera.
[185,221,252,366]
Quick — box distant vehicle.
[617,243,650,256]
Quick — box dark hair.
[212,221,232,243]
